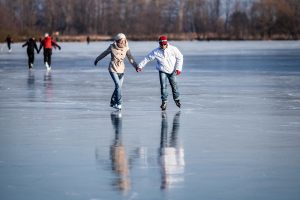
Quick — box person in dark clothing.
[87,36,90,44]
[5,35,13,52]
[22,37,39,69]
[38,33,61,70]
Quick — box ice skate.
[113,104,122,110]
[160,101,167,111]
[175,100,181,108]
[45,62,51,71]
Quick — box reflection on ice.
[27,70,35,101]
[1,41,300,200]
[43,70,53,101]
[95,111,185,195]
[134,147,148,169]
[109,111,131,194]
[159,111,185,190]
[27,70,35,87]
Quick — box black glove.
[58,46,61,50]
[94,59,98,66]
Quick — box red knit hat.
[159,35,168,45]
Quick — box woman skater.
[94,33,138,110]
[22,37,39,69]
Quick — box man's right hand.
[94,60,98,66]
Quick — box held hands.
[176,69,181,76]
[136,67,142,72]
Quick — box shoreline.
[2,33,299,42]
[50,33,300,42]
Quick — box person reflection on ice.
[27,70,35,88]
[27,70,36,101]
[159,111,185,190]
[110,111,131,194]
[43,70,53,101]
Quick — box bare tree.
[224,0,233,32]
[1,0,299,40]
[230,10,249,39]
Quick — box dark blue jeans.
[159,71,180,102]
[109,71,124,106]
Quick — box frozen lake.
[1,41,300,200]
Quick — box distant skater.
[94,33,138,110]
[87,36,90,44]
[22,37,39,69]
[39,33,61,70]
[5,35,13,52]
[137,35,183,110]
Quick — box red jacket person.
[38,33,61,70]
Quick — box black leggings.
[7,42,11,50]
[27,52,35,68]
[43,48,52,66]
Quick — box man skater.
[39,33,61,70]
[22,37,39,69]
[137,35,183,110]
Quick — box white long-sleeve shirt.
[138,44,183,74]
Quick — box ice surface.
[1,41,300,200]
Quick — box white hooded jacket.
[138,44,183,74]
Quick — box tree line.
[1,0,299,41]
